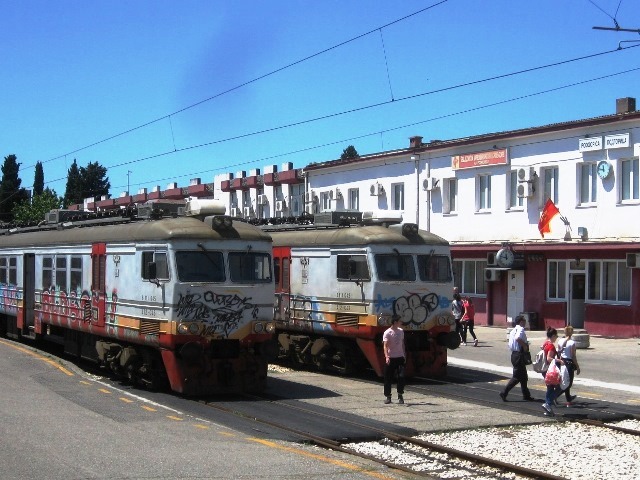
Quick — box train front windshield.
[375,254,416,281]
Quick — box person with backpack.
[451,292,466,344]
[499,315,535,402]
[557,325,580,405]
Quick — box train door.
[22,253,35,334]
[506,270,524,325]
[273,246,291,321]
[91,243,107,327]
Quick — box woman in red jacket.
[461,297,478,347]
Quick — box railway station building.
[99,97,640,338]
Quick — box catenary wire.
[90,66,639,192]
[34,0,450,169]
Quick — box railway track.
[200,393,563,479]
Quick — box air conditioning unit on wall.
[275,200,286,212]
[485,268,502,282]
[517,183,535,198]
[370,183,384,196]
[626,253,640,268]
[517,167,535,182]
[487,252,497,267]
[422,178,439,191]
[257,194,268,205]
[230,207,241,218]
[243,206,253,218]
[329,188,342,200]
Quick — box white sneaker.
[474,339,478,347]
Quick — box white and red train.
[262,210,459,378]
[0,199,276,395]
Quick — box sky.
[2,0,640,200]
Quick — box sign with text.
[578,137,602,152]
[604,133,630,149]
[451,148,508,170]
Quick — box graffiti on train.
[40,287,118,326]
[285,294,330,333]
[374,292,445,327]
[176,291,258,337]
[0,285,20,314]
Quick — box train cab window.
[337,255,370,282]
[229,252,272,283]
[70,256,83,291]
[0,256,17,285]
[417,254,453,282]
[375,254,416,281]
[175,251,223,282]
[142,251,169,281]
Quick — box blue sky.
[2,0,639,199]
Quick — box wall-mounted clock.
[496,248,514,268]
[597,160,611,179]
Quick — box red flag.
[538,199,560,238]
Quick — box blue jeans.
[546,384,561,406]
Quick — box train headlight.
[402,223,419,236]
[178,323,189,334]
[222,216,233,228]
[211,216,224,229]
[178,323,201,335]
[265,322,275,333]
[254,322,264,333]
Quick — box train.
[259,210,459,377]
[0,198,277,396]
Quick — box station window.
[443,178,457,214]
[391,183,405,210]
[620,157,639,202]
[0,256,17,285]
[337,254,370,282]
[452,259,487,295]
[541,166,559,205]
[507,170,524,210]
[547,260,566,300]
[348,188,359,211]
[578,163,597,206]
[476,174,491,211]
[587,260,631,303]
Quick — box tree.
[0,154,30,223]
[63,160,83,207]
[33,161,44,196]
[12,188,62,224]
[340,145,359,160]
[79,161,110,200]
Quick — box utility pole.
[127,171,132,195]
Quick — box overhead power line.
[36,0,450,168]
[79,66,640,193]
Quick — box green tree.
[340,145,359,160]
[63,160,83,207]
[33,161,44,196]
[0,154,30,223]
[12,188,62,224]
[79,161,110,200]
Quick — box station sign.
[578,137,602,152]
[604,133,630,149]
[451,148,508,170]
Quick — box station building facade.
[95,97,640,338]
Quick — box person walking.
[451,292,466,345]
[499,315,535,402]
[383,315,406,404]
[557,325,580,405]
[540,327,564,416]
[461,297,478,347]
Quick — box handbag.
[560,364,570,390]
[545,361,561,386]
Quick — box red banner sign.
[451,148,508,170]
